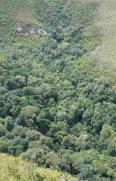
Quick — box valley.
[0,0,116,180]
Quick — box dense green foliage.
[0,0,116,180]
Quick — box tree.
[16,105,39,127]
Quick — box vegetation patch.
[0,153,76,181]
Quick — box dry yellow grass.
[0,153,77,181]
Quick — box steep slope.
[91,0,116,71]
[0,0,116,180]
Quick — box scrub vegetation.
[0,0,116,180]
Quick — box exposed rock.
[16,24,48,36]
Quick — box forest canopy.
[0,0,116,180]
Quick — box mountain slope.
[0,0,39,24]
[92,0,116,71]
[0,0,116,180]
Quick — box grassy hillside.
[0,153,76,181]
[0,0,39,24]
[0,0,116,180]
[92,0,116,71]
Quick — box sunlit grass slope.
[0,0,47,54]
[92,0,116,71]
[0,0,39,25]
[0,153,77,181]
